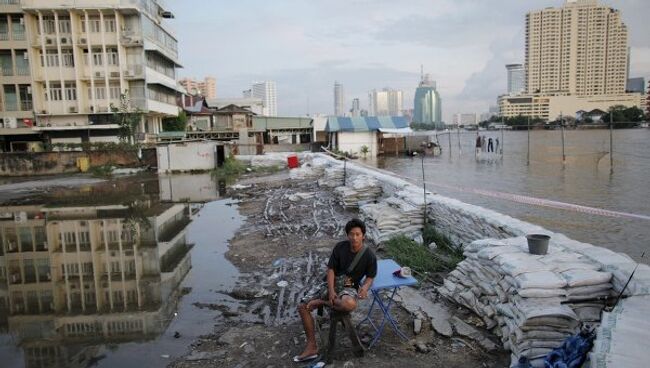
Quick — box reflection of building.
[413,73,442,129]
[0,198,193,367]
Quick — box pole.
[610,113,614,174]
[500,127,504,158]
[421,153,427,225]
[527,116,530,166]
[560,116,566,164]
[447,130,452,157]
[457,125,461,155]
[343,157,347,186]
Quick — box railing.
[16,67,29,76]
[21,100,32,111]
[4,101,17,111]
[0,0,20,4]
[0,33,8,41]
[12,31,25,41]
[1,67,13,76]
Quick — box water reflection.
[0,180,194,368]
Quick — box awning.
[378,127,413,134]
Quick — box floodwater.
[0,173,244,367]
[377,128,650,262]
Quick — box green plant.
[384,235,448,276]
[423,224,464,261]
[212,155,247,178]
[89,164,114,178]
[360,145,369,158]
[163,110,188,132]
[110,90,143,144]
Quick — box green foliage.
[602,105,645,126]
[384,229,464,277]
[360,145,369,158]
[163,111,188,132]
[212,155,247,178]
[410,122,437,131]
[481,115,545,128]
[423,224,464,261]
[89,164,114,178]
[110,91,143,144]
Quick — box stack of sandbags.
[438,237,613,367]
[289,158,329,180]
[318,166,345,187]
[359,188,430,243]
[333,175,382,208]
[588,295,650,368]
[250,153,295,168]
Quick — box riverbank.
[168,166,511,368]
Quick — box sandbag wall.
[438,237,613,367]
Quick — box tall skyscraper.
[525,0,628,96]
[368,88,403,116]
[506,64,525,95]
[413,73,442,129]
[251,81,277,116]
[351,98,361,117]
[500,0,642,121]
[179,76,217,99]
[334,81,345,116]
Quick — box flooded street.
[0,174,246,368]
[377,128,650,262]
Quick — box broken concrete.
[450,317,498,351]
[395,287,453,337]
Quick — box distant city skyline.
[170,0,650,121]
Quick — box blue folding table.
[357,259,418,348]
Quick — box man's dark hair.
[345,218,366,235]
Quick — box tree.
[163,110,188,132]
[110,91,143,144]
[360,145,369,158]
[602,105,644,128]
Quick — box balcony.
[1,66,13,76]
[0,33,8,41]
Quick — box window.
[42,50,59,67]
[64,83,76,100]
[58,18,71,34]
[42,17,55,34]
[92,48,102,66]
[109,85,121,99]
[104,18,116,33]
[107,48,118,65]
[90,18,101,33]
[47,83,63,101]
[95,86,106,100]
[61,50,74,67]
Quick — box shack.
[324,116,410,157]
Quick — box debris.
[174,331,181,338]
[185,351,226,361]
[161,354,170,359]
[415,342,430,353]
[414,319,422,335]
[276,280,289,288]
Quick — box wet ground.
[0,171,510,368]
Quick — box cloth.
[543,328,595,368]
[327,241,377,289]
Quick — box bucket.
[526,234,550,255]
[287,154,299,169]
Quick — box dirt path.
[169,173,510,368]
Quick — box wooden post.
[421,153,427,225]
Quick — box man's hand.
[328,288,337,306]
[358,286,369,299]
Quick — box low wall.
[0,150,141,176]
[311,153,650,295]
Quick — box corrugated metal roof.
[325,116,409,132]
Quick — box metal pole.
[527,116,530,165]
[500,127,504,158]
[447,130,452,157]
[457,125,461,155]
[610,113,614,174]
[421,153,427,225]
[343,157,347,186]
[560,117,566,164]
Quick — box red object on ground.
[287,154,299,169]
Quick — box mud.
[169,172,510,368]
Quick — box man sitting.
[294,218,377,362]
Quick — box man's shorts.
[300,283,358,304]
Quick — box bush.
[212,155,247,177]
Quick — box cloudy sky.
[166,0,650,121]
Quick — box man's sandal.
[293,354,318,363]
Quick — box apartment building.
[0,0,183,150]
[368,88,403,117]
[500,0,642,120]
[179,76,216,99]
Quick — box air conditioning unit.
[14,211,27,223]
[60,37,69,44]
[23,52,28,60]
[80,37,87,44]
[45,37,53,45]
[69,106,77,113]
[124,70,133,77]
[95,71,103,78]
[110,71,120,78]
[19,18,24,25]
[8,242,17,251]
[26,86,31,94]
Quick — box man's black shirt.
[327,240,377,289]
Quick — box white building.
[250,81,276,116]
[368,88,403,116]
[453,113,477,126]
[207,97,264,115]
[506,64,525,95]
[334,81,345,116]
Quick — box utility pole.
[610,112,614,174]
[527,116,531,166]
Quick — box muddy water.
[0,174,244,368]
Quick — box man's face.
[347,227,364,248]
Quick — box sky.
[165,0,650,121]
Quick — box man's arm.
[359,277,373,299]
[326,268,337,305]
